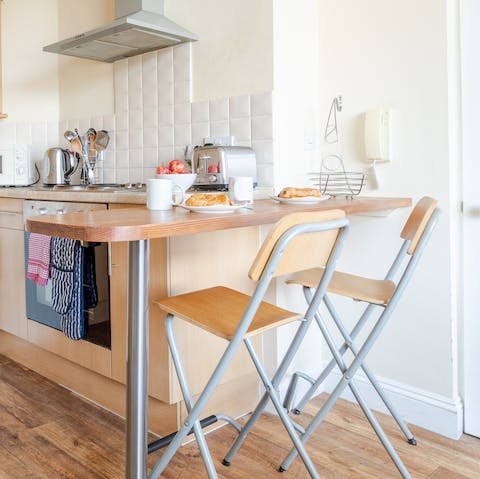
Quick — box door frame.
[459,0,480,437]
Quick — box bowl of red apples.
[156,160,197,191]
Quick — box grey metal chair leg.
[291,301,378,414]
[164,314,217,478]
[243,338,320,479]
[280,309,411,478]
[323,294,416,444]
[280,298,409,476]
[222,314,314,466]
[149,313,251,479]
[223,263,339,466]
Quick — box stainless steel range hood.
[43,0,198,63]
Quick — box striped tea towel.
[83,246,98,310]
[27,233,51,286]
[51,237,85,340]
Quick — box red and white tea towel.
[27,233,51,286]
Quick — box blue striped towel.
[51,237,85,340]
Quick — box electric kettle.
[43,148,81,186]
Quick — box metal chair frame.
[277,202,440,478]
[224,198,439,479]
[149,212,350,479]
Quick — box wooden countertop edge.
[26,197,412,242]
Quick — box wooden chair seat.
[155,286,303,341]
[287,268,396,305]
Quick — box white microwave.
[0,144,36,186]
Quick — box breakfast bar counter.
[26,196,411,242]
[26,196,411,479]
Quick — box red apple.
[156,165,170,174]
[169,159,185,173]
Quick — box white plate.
[270,195,330,204]
[179,203,248,213]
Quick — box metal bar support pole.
[126,240,150,479]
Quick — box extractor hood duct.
[43,0,198,63]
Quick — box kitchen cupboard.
[0,198,261,435]
[108,204,261,408]
[0,198,26,337]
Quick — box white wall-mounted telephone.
[364,108,392,163]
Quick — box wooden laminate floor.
[0,354,478,479]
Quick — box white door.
[460,0,480,437]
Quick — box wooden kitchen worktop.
[26,196,411,242]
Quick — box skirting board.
[274,364,464,440]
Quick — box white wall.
[58,0,115,120]
[2,0,59,122]
[166,0,273,101]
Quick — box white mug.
[228,176,253,204]
[147,179,184,210]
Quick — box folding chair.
[149,210,349,479]
[275,196,440,478]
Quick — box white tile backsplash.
[251,116,273,141]
[158,125,174,146]
[158,146,174,165]
[251,92,272,116]
[174,123,191,146]
[129,129,143,149]
[129,149,143,168]
[143,127,158,148]
[191,122,209,147]
[143,148,158,167]
[13,45,273,187]
[143,109,157,129]
[116,114,128,131]
[173,44,191,83]
[210,120,229,138]
[128,110,143,131]
[115,130,129,151]
[209,98,229,122]
[174,80,191,105]
[158,107,173,127]
[174,103,191,124]
[103,114,115,133]
[229,117,251,144]
[229,95,251,118]
[191,101,209,123]
[115,149,129,168]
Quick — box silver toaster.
[192,146,257,190]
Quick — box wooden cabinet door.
[0,227,27,338]
[0,199,26,337]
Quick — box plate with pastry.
[180,193,248,213]
[271,187,330,204]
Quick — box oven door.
[24,233,111,347]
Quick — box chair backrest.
[400,196,438,255]
[249,210,347,281]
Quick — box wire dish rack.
[310,155,366,198]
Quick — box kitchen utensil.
[64,130,76,142]
[95,130,110,150]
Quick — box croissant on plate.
[185,193,233,207]
[278,187,323,199]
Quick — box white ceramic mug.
[228,176,254,204]
[147,178,184,210]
